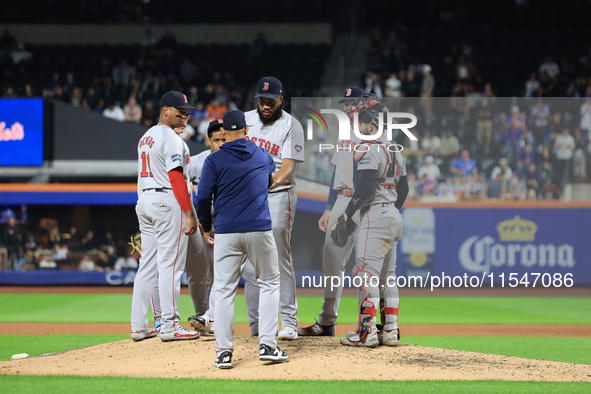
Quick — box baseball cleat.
[297,322,335,336]
[189,314,214,334]
[259,344,289,362]
[131,328,159,342]
[158,326,201,342]
[340,329,379,348]
[378,329,399,346]
[278,326,298,340]
[214,351,233,369]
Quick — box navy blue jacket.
[196,138,275,234]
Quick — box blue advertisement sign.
[432,208,591,285]
[0,98,44,166]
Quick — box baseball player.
[242,76,305,340]
[196,110,288,369]
[338,101,409,347]
[186,120,226,334]
[298,86,366,336]
[131,90,201,342]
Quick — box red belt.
[338,190,354,197]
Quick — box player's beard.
[257,106,283,125]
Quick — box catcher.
[334,99,408,347]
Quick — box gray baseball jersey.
[242,109,305,331]
[131,124,192,335]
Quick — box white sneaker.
[190,314,214,334]
[158,325,201,342]
[378,328,399,346]
[131,328,158,342]
[278,326,298,340]
[340,328,379,348]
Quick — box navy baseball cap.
[255,76,283,99]
[338,86,365,103]
[207,119,223,134]
[160,91,194,109]
[222,110,247,130]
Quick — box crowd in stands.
[0,208,138,272]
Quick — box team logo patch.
[262,82,269,91]
[295,144,302,152]
[171,153,181,163]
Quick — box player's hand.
[318,210,331,232]
[204,227,215,245]
[185,212,197,236]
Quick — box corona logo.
[496,216,538,242]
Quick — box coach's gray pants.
[243,188,298,331]
[185,232,214,316]
[214,230,280,356]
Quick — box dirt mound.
[1,336,590,381]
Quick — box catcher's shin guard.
[340,298,379,347]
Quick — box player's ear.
[244,125,249,136]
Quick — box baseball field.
[1,286,590,393]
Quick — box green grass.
[0,376,590,394]
[0,335,127,362]
[401,336,591,365]
[2,294,591,324]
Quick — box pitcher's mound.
[1,336,590,381]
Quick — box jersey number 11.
[140,152,153,177]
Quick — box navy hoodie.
[196,138,275,234]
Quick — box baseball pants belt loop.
[143,188,172,193]
[338,189,354,197]
[381,202,395,207]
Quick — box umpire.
[196,110,288,369]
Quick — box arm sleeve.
[325,168,338,211]
[196,158,216,232]
[344,169,377,219]
[395,175,409,209]
[168,168,192,212]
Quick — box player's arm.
[319,168,338,232]
[343,169,377,220]
[395,175,409,209]
[168,167,197,236]
[270,158,296,190]
[196,158,216,233]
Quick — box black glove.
[330,214,357,248]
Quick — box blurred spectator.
[476,100,494,146]
[95,250,115,271]
[206,99,227,120]
[22,233,38,252]
[64,226,84,251]
[417,156,441,181]
[53,244,69,266]
[439,130,461,159]
[123,96,142,123]
[420,65,435,116]
[572,127,587,180]
[401,70,420,97]
[438,177,458,202]
[417,174,438,197]
[384,73,401,97]
[517,144,537,175]
[539,56,560,80]
[82,230,97,250]
[114,247,139,271]
[38,250,58,270]
[70,87,83,107]
[451,149,478,178]
[484,173,507,200]
[250,32,267,58]
[140,28,157,47]
[505,105,527,160]
[490,158,513,181]
[2,216,22,270]
[579,96,591,134]
[506,175,527,200]
[78,254,96,272]
[364,71,383,98]
[553,128,575,179]
[47,225,62,249]
[103,102,125,121]
[524,162,540,193]
[471,174,487,200]
[420,132,441,156]
[141,100,158,127]
[16,249,37,271]
[454,176,473,200]
[112,61,134,88]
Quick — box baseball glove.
[128,232,142,256]
[330,214,356,248]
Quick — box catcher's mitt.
[129,232,142,256]
[330,214,357,248]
